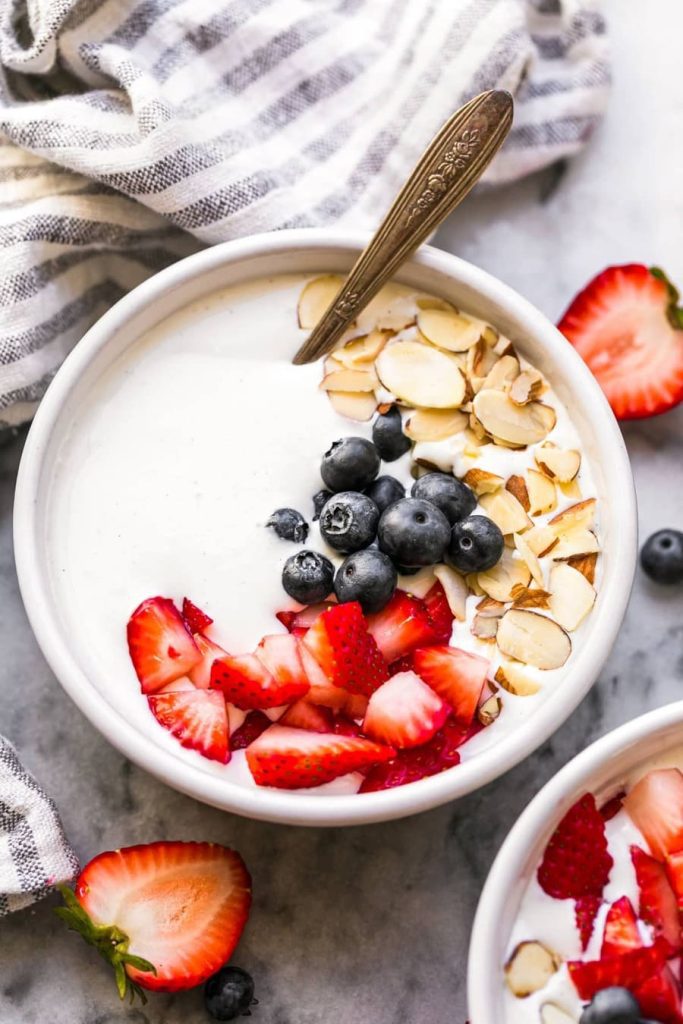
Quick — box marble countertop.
[2,2,682,1021]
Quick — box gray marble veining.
[2,2,683,1021]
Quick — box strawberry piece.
[636,965,682,1024]
[568,937,671,1000]
[211,643,308,710]
[601,896,641,958]
[365,590,436,663]
[600,791,625,822]
[229,710,272,751]
[157,676,196,694]
[389,653,415,675]
[624,768,683,861]
[188,633,228,690]
[148,690,229,763]
[181,597,213,635]
[362,670,449,749]
[256,633,308,693]
[332,714,362,737]
[127,597,201,694]
[423,581,454,645]
[537,793,613,900]
[279,700,335,733]
[275,610,297,631]
[631,845,681,951]
[666,849,683,915]
[303,602,388,696]
[558,264,683,420]
[277,603,335,633]
[413,645,489,727]
[245,725,394,789]
[69,841,251,994]
[575,895,602,952]
[359,717,467,792]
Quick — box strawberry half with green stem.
[127,597,201,693]
[537,793,613,900]
[558,264,683,420]
[303,601,388,697]
[148,690,230,763]
[56,841,251,1000]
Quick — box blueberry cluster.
[268,407,505,614]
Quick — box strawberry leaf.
[650,266,683,330]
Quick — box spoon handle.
[293,89,513,365]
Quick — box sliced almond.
[467,339,500,382]
[541,1003,577,1024]
[497,609,571,670]
[506,475,531,512]
[559,477,582,499]
[564,552,598,585]
[468,411,490,443]
[551,528,599,561]
[481,354,520,392]
[511,586,552,610]
[324,354,345,374]
[376,341,466,408]
[549,563,596,631]
[478,694,502,725]
[463,468,504,496]
[417,308,486,352]
[320,368,377,393]
[415,295,458,313]
[535,443,581,483]
[505,941,560,997]
[298,275,344,329]
[433,565,469,622]
[525,524,559,558]
[334,329,390,368]
[514,532,544,587]
[466,573,486,597]
[549,499,596,534]
[476,596,506,618]
[510,369,544,405]
[526,469,557,516]
[495,663,541,697]
[473,390,557,446]
[480,489,532,536]
[405,408,468,442]
[478,549,531,603]
[495,335,517,357]
[327,391,378,422]
[472,615,499,640]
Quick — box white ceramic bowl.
[14,228,637,826]
[468,701,683,1023]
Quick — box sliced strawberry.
[558,264,683,420]
[69,841,251,994]
[188,633,228,690]
[412,645,489,727]
[423,581,454,645]
[537,793,613,900]
[601,896,641,958]
[229,710,272,751]
[389,653,415,675]
[362,670,449,749]
[211,648,308,710]
[365,590,436,663]
[279,700,335,733]
[181,597,213,635]
[636,965,682,1024]
[303,602,388,697]
[631,845,681,951]
[359,717,466,792]
[575,895,603,952]
[256,634,309,695]
[332,714,363,737]
[624,768,683,861]
[127,597,201,694]
[666,849,683,916]
[245,725,395,789]
[600,791,625,822]
[148,690,229,763]
[275,610,297,631]
[568,937,671,1000]
[157,676,196,694]
[277,603,335,633]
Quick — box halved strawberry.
[601,896,641,957]
[245,725,395,789]
[188,633,228,689]
[362,670,449,749]
[412,645,489,727]
[359,717,466,792]
[127,597,201,694]
[58,841,251,997]
[181,597,213,635]
[636,965,682,1024]
[537,793,613,900]
[229,710,272,751]
[148,690,229,763]
[568,937,671,1000]
[303,602,388,696]
[279,700,335,733]
[558,264,683,420]
[631,845,681,951]
[423,581,454,645]
[365,591,436,663]
[575,895,602,952]
[211,647,308,710]
[624,768,683,861]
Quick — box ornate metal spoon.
[293,89,513,365]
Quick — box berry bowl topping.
[469,703,683,1024]
[15,231,636,824]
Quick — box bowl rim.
[13,227,637,826]
[467,700,683,1022]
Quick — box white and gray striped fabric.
[0,0,610,428]
[0,737,78,916]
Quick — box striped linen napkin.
[0,0,610,430]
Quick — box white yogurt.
[44,273,599,791]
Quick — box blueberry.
[319,492,379,553]
[365,475,405,514]
[411,472,476,524]
[312,489,332,521]
[579,986,640,1024]
[447,515,503,573]
[372,405,411,462]
[377,497,450,568]
[334,549,397,613]
[321,437,380,492]
[266,507,308,543]
[204,966,255,1021]
[282,549,334,603]
[640,529,683,584]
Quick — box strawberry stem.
[55,885,157,1004]
[650,266,683,330]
